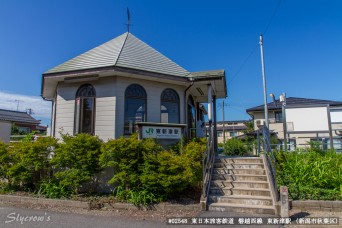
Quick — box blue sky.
[0,0,341,125]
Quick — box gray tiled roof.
[0,109,40,124]
[45,32,189,77]
[215,126,247,131]
[246,97,342,112]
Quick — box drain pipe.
[184,78,194,139]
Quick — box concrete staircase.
[208,156,276,215]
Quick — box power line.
[262,0,282,36]
[227,43,258,86]
[227,0,282,86]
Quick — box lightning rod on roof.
[127,8,131,32]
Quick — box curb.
[290,200,342,212]
[0,194,201,212]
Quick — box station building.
[41,32,227,145]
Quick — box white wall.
[285,107,329,132]
[115,77,186,138]
[54,75,186,141]
[55,83,78,138]
[0,121,11,143]
[330,109,342,123]
[94,77,116,141]
[55,77,117,141]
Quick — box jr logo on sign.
[145,128,154,135]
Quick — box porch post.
[208,84,213,151]
[213,95,217,153]
[207,84,212,123]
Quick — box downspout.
[184,79,194,139]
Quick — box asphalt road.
[0,205,285,228]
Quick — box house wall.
[54,75,187,141]
[0,121,11,143]
[285,107,329,132]
[217,130,245,144]
[215,122,247,144]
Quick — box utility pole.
[222,100,226,144]
[259,35,269,128]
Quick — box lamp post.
[270,93,287,151]
[280,93,287,152]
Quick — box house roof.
[0,109,40,125]
[215,120,249,124]
[215,126,247,131]
[45,32,190,77]
[246,97,342,113]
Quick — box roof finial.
[126,8,131,33]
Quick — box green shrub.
[100,135,161,190]
[37,180,71,198]
[182,139,206,185]
[52,133,103,194]
[141,151,192,199]
[102,136,205,202]
[223,138,249,156]
[275,150,342,200]
[113,186,160,207]
[0,141,10,181]
[5,137,57,190]
[308,141,324,153]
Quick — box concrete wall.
[0,121,11,143]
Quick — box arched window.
[187,95,196,138]
[124,84,147,135]
[74,84,96,135]
[161,89,180,123]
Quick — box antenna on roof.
[126,8,131,33]
[14,99,21,111]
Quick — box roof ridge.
[0,108,27,114]
[114,32,129,66]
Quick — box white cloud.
[0,91,51,122]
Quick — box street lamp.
[280,93,287,152]
[269,93,287,151]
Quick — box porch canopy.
[187,70,227,102]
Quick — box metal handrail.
[202,125,215,199]
[261,125,279,201]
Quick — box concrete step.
[211,180,269,189]
[215,157,263,164]
[213,168,266,175]
[214,163,264,169]
[209,195,273,206]
[209,187,271,197]
[209,202,276,215]
[211,174,268,182]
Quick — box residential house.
[0,109,41,143]
[246,97,342,150]
[41,32,227,146]
[207,120,248,144]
